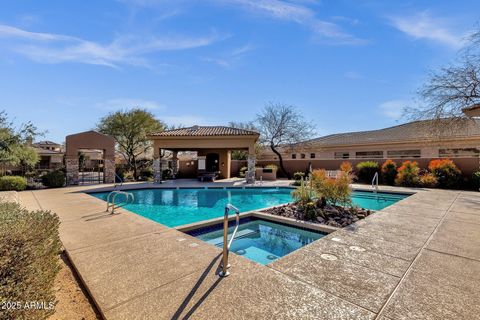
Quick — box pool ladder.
[106,190,134,214]
[371,172,379,194]
[219,204,241,277]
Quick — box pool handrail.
[372,172,379,193]
[114,172,124,189]
[219,203,240,277]
[106,190,134,213]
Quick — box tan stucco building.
[148,126,259,182]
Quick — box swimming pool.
[188,217,326,265]
[90,187,409,227]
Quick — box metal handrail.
[219,204,240,277]
[372,172,379,193]
[106,190,134,213]
[114,172,124,189]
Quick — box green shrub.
[264,164,278,171]
[140,167,154,179]
[0,176,27,191]
[428,159,462,189]
[0,201,61,320]
[356,161,379,183]
[41,170,65,188]
[293,172,305,181]
[395,161,420,187]
[239,166,248,178]
[471,170,480,190]
[291,178,316,206]
[381,160,397,186]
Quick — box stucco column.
[153,158,161,183]
[104,156,115,184]
[172,151,179,177]
[66,156,79,186]
[246,154,256,184]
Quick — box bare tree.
[407,27,480,131]
[256,103,314,179]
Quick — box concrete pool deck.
[14,180,480,319]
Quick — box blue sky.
[0,0,478,143]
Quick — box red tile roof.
[149,126,259,137]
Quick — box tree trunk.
[270,144,290,179]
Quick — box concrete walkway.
[15,182,480,319]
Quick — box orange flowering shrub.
[312,169,352,206]
[419,173,438,188]
[395,161,420,187]
[381,159,397,186]
[428,159,462,189]
[340,161,353,173]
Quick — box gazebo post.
[246,143,256,184]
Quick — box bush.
[356,161,379,183]
[0,176,27,191]
[41,170,65,188]
[395,161,420,187]
[472,170,480,190]
[428,159,462,189]
[311,169,352,207]
[293,172,305,181]
[264,164,278,171]
[420,173,438,188]
[238,166,248,178]
[381,160,397,186]
[291,178,316,206]
[340,161,353,174]
[0,201,61,319]
[140,167,154,180]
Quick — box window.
[300,153,306,159]
[291,154,297,159]
[439,148,480,158]
[334,152,350,159]
[355,151,383,159]
[387,150,421,158]
[310,153,316,159]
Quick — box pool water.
[351,191,409,211]
[91,188,293,227]
[90,187,409,227]
[189,218,325,265]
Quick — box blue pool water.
[189,218,325,265]
[90,187,409,227]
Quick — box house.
[32,141,64,171]
[255,119,480,176]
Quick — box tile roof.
[33,140,61,146]
[307,119,480,147]
[149,126,259,137]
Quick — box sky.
[0,0,479,143]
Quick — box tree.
[97,108,165,179]
[256,103,314,179]
[227,121,261,160]
[0,111,39,168]
[407,28,480,129]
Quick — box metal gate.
[79,157,104,185]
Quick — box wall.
[231,158,480,177]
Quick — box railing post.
[219,206,230,277]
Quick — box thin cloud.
[388,11,465,49]
[96,98,166,111]
[222,0,365,45]
[379,100,407,120]
[0,24,224,68]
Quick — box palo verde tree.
[256,103,314,179]
[97,108,165,179]
[0,111,39,169]
[407,27,480,128]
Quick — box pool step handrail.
[219,204,240,277]
[106,190,134,213]
[371,172,379,193]
[114,172,124,190]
